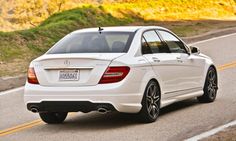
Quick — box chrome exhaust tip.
[30,107,39,113]
[97,107,109,114]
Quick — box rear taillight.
[99,66,130,84]
[27,68,39,84]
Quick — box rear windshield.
[47,32,135,54]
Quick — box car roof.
[72,26,168,33]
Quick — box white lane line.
[185,120,236,141]
[0,86,24,96]
[190,32,236,46]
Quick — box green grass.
[0,6,133,76]
[0,6,137,64]
[0,3,236,77]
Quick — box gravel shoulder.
[201,126,236,141]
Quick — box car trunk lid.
[33,53,125,86]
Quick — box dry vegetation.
[0,0,236,31]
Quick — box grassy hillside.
[0,6,131,76]
[0,1,236,77]
[0,0,236,31]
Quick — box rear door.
[142,30,182,95]
[157,30,205,93]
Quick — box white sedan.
[24,26,218,124]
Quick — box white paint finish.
[143,53,206,99]
[32,53,125,86]
[143,53,182,94]
[161,90,203,108]
[24,26,214,113]
[185,120,236,141]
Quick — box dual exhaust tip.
[30,106,110,114]
[30,107,39,113]
[97,107,110,114]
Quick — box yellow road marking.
[0,113,76,137]
[0,62,236,137]
[217,61,236,71]
[0,119,43,137]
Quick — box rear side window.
[142,30,168,54]
[158,30,187,53]
[47,32,134,54]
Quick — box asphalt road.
[1,33,236,141]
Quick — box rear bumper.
[27,101,116,113]
[24,82,144,113]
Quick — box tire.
[198,66,218,103]
[39,112,68,124]
[138,80,160,123]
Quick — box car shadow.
[40,98,201,132]
[42,112,141,131]
[160,98,199,116]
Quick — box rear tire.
[198,66,218,103]
[39,112,68,124]
[138,80,160,123]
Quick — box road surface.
[1,33,236,141]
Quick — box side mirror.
[190,46,200,54]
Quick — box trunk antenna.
[98,27,103,34]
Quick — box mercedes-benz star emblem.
[64,60,70,66]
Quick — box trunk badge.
[64,60,70,66]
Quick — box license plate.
[59,70,79,81]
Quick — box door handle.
[138,59,146,63]
[152,57,160,62]
[176,57,183,63]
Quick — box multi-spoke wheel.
[138,80,160,123]
[198,66,218,103]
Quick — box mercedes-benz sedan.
[24,26,218,124]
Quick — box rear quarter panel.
[111,55,165,100]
